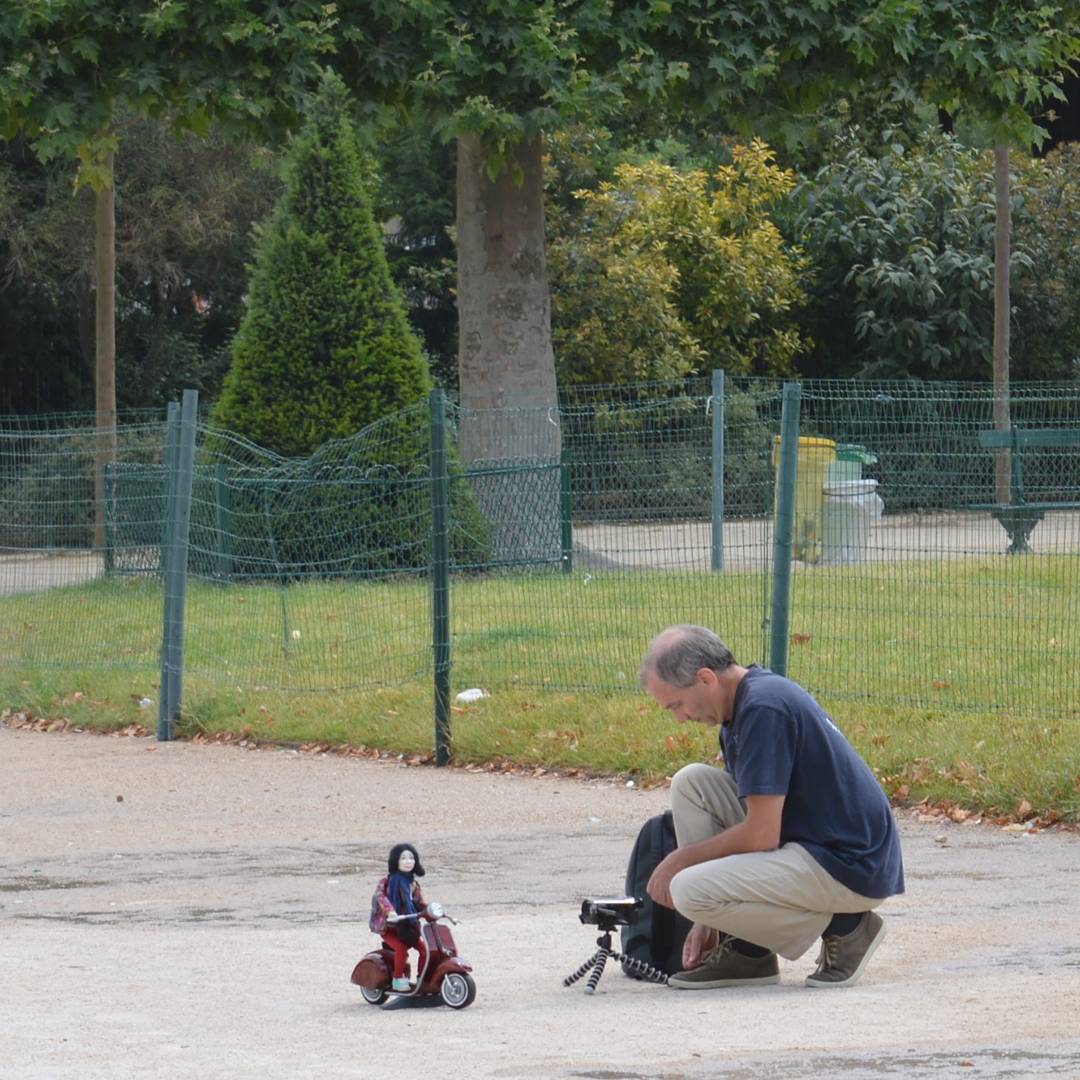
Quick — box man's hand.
[646,848,687,908]
[650,796,784,904]
[682,923,718,970]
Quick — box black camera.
[578,896,642,927]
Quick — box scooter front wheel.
[359,984,389,1006]
[440,972,476,1009]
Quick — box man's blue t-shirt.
[720,666,904,899]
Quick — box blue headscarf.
[386,843,424,916]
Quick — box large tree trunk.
[93,149,117,550]
[455,133,562,565]
[992,143,1011,503]
[455,132,559,463]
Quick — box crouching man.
[642,625,904,989]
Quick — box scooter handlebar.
[423,902,459,924]
[386,908,458,924]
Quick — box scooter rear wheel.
[359,984,389,1006]
[440,972,476,1009]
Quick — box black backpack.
[620,810,693,978]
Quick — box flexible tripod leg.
[583,946,609,994]
[607,947,670,985]
[563,951,600,987]
[566,929,669,991]
[564,932,615,994]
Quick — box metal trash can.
[821,478,883,565]
[772,436,836,562]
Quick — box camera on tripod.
[578,896,642,928]
[565,896,667,992]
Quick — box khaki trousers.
[669,763,884,960]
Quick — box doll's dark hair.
[387,842,425,877]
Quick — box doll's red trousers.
[382,928,427,980]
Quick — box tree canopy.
[0,0,335,183]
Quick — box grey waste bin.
[821,479,883,565]
[827,444,878,485]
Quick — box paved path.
[574,510,1080,572]
[0,551,105,596]
[2,727,1079,1079]
[5,507,1080,597]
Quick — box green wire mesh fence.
[1,377,1078,728]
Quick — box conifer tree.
[212,75,430,457]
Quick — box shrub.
[0,424,165,553]
[1011,145,1080,380]
[549,142,809,386]
[192,409,493,581]
[211,74,431,457]
[795,131,1009,380]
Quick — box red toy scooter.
[351,902,476,1009]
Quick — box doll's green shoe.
[391,977,410,992]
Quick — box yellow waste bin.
[772,436,837,562]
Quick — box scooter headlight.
[426,901,445,919]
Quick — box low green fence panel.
[1,378,1077,737]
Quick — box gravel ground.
[3,726,1080,1080]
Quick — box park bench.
[973,426,1080,553]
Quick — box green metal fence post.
[160,406,180,566]
[215,461,233,580]
[158,389,198,741]
[262,480,291,654]
[429,388,452,765]
[560,447,573,574]
[157,403,181,738]
[711,369,726,572]
[769,382,801,677]
[103,464,115,575]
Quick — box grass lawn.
[2,558,1078,822]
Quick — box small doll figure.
[369,843,430,992]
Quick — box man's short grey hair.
[639,625,737,688]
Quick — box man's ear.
[696,667,718,689]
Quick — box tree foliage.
[0,0,335,183]
[211,76,430,458]
[549,141,808,385]
[794,128,1080,381]
[370,118,458,388]
[0,114,281,412]
[1011,144,1080,379]
[901,1,1080,148]
[795,132,1005,379]
[328,0,942,419]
